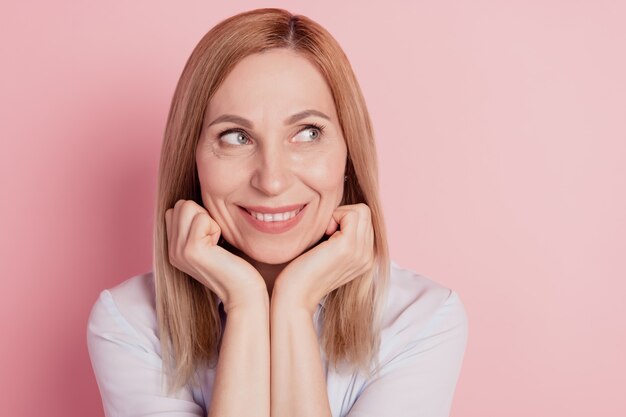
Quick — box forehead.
[206,48,337,120]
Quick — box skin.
[164,48,375,417]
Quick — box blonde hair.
[153,7,390,394]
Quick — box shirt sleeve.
[345,290,469,417]
[86,290,206,417]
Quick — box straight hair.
[153,7,390,394]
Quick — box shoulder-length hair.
[153,7,390,394]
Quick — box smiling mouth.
[248,208,301,222]
[237,204,307,234]
[238,204,306,222]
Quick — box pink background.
[1,1,625,416]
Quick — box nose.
[250,142,293,196]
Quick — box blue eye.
[294,124,326,142]
[219,129,251,146]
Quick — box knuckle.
[196,211,209,223]
[183,200,200,211]
[189,212,201,227]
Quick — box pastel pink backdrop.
[1,1,624,416]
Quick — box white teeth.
[249,208,301,222]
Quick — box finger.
[165,208,173,250]
[206,215,222,245]
[355,203,372,248]
[330,205,359,236]
[325,204,353,235]
[355,203,373,254]
[171,200,186,255]
[336,204,373,269]
[165,209,172,237]
[359,205,375,272]
[188,211,221,247]
[174,200,205,252]
[325,215,339,235]
[171,199,188,245]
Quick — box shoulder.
[86,271,161,357]
[333,263,468,416]
[377,260,469,359]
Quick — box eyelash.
[216,123,327,146]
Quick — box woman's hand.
[272,203,375,315]
[165,199,267,313]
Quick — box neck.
[222,241,287,297]
[247,259,288,297]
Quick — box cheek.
[196,155,246,209]
[296,148,346,198]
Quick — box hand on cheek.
[274,203,375,314]
[165,199,267,312]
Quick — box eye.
[218,129,251,146]
[294,123,326,142]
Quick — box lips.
[240,203,306,214]
[238,203,307,234]
[248,207,302,222]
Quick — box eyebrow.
[206,109,331,129]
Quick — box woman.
[87,8,468,417]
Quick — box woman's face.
[196,48,347,265]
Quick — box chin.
[223,229,328,265]
[248,233,331,264]
[244,244,303,265]
[221,236,302,264]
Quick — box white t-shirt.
[86,260,468,417]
